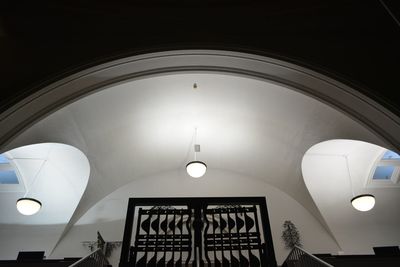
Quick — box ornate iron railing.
[69,248,109,267]
[282,246,334,267]
[120,197,277,267]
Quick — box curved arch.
[0,50,399,152]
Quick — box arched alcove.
[0,143,90,259]
[302,139,400,254]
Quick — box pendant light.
[16,198,42,216]
[186,128,207,178]
[16,160,45,215]
[351,194,375,212]
[344,155,375,212]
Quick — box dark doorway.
[119,197,277,267]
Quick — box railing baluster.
[68,248,109,267]
[282,246,333,267]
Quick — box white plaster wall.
[0,224,65,260]
[51,169,340,266]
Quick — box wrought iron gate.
[119,197,277,267]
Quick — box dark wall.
[1,0,399,114]
[320,255,400,267]
[0,259,79,267]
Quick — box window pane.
[382,150,400,160]
[0,154,9,164]
[373,166,395,180]
[0,170,19,184]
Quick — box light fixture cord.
[344,155,356,197]
[378,0,400,28]
[23,159,47,198]
[194,127,197,161]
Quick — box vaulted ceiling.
[4,71,383,228]
[0,52,399,267]
[0,68,398,263]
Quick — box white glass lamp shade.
[351,194,375,212]
[16,198,42,215]
[186,161,207,178]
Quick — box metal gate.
[119,197,277,267]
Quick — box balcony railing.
[69,249,109,267]
[282,246,334,267]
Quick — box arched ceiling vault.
[0,51,399,252]
[3,71,383,223]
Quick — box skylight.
[0,153,19,185]
[0,154,9,164]
[368,149,400,186]
[381,150,400,160]
[0,170,19,184]
[373,166,395,180]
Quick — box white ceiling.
[4,72,384,234]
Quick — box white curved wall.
[51,169,340,265]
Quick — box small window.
[0,170,19,184]
[382,150,400,160]
[0,153,20,185]
[373,166,395,180]
[366,149,400,188]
